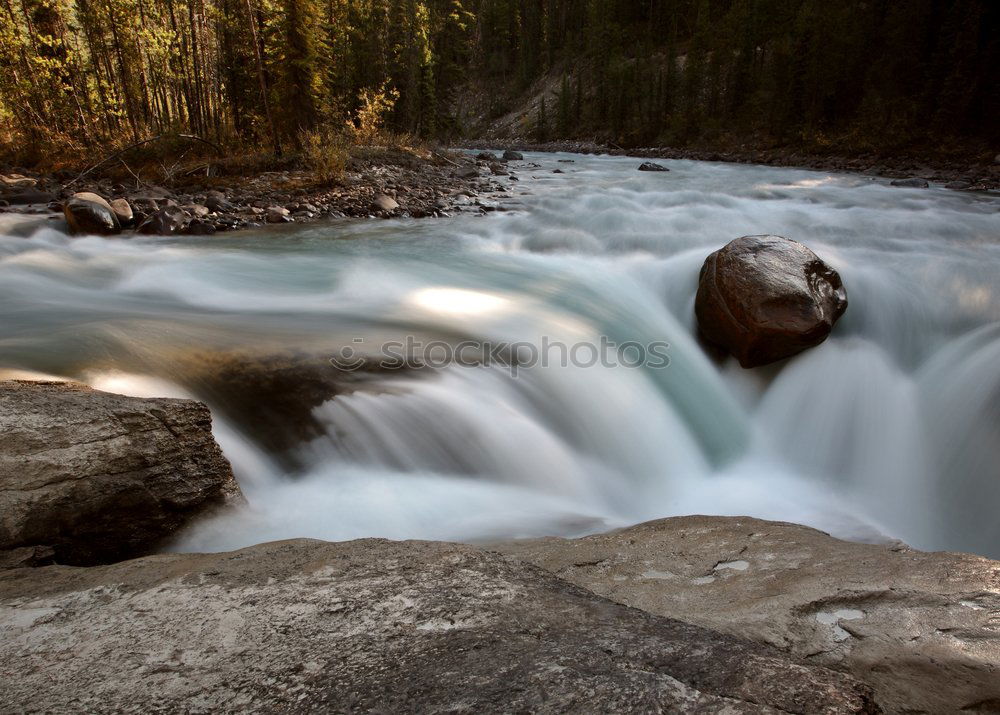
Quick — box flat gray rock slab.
[497,515,1000,714]
[0,538,876,713]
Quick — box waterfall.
[2,152,999,556]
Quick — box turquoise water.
[2,152,999,556]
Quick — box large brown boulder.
[498,516,1000,715]
[0,538,878,713]
[695,235,847,367]
[0,380,242,565]
[62,191,120,235]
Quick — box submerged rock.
[890,177,929,188]
[695,235,847,367]
[171,350,410,462]
[498,515,1000,715]
[2,188,55,205]
[0,380,242,566]
[638,161,669,172]
[63,192,120,235]
[0,538,878,713]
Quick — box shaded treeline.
[1,0,997,162]
[473,0,999,151]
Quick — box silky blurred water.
[2,152,999,556]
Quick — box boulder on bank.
[266,205,291,223]
[137,206,188,235]
[0,537,877,713]
[498,515,1000,715]
[109,197,134,227]
[695,235,847,367]
[638,161,669,172]
[63,192,120,235]
[371,193,399,213]
[0,380,241,566]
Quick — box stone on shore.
[266,205,291,223]
[0,380,242,566]
[63,192,120,235]
[497,515,1000,715]
[371,193,399,212]
[109,198,134,227]
[695,235,847,367]
[0,537,878,713]
[137,206,189,235]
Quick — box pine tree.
[281,0,321,139]
[534,94,548,141]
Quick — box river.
[2,152,999,557]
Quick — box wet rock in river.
[695,235,847,368]
[890,177,929,188]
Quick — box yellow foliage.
[346,82,399,145]
[300,128,350,183]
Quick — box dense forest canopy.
[1,0,997,163]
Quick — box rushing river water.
[2,152,1000,557]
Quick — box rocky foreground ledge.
[0,537,877,714]
[499,517,1000,714]
[1,380,998,713]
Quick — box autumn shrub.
[346,83,400,145]
[300,128,350,182]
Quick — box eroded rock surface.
[0,538,877,713]
[172,350,412,461]
[497,516,1000,714]
[0,380,242,565]
[695,235,847,367]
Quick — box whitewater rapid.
[2,153,999,557]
